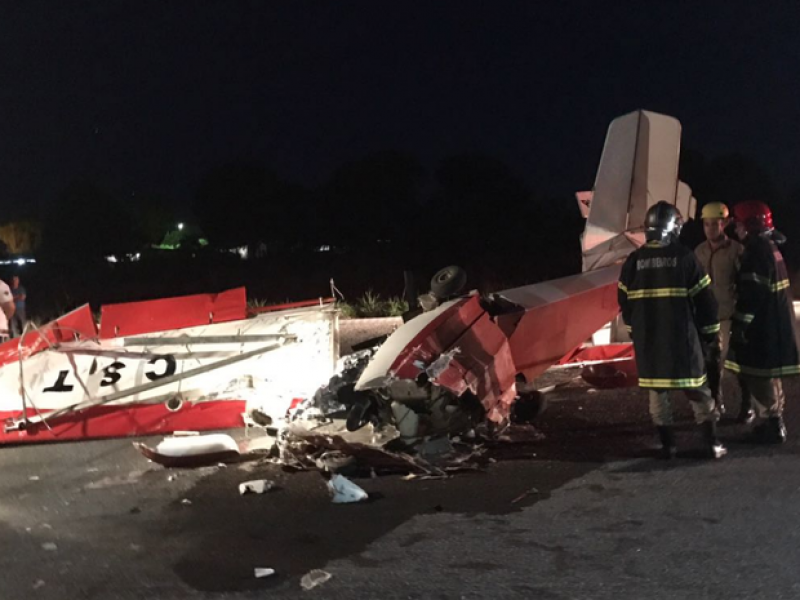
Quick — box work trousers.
[707,319,751,409]
[648,385,718,426]
[739,376,784,420]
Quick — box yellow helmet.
[701,202,730,220]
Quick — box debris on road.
[28,475,40,481]
[300,569,332,591]
[511,487,540,504]
[135,433,241,468]
[327,474,368,503]
[254,567,276,579]
[180,498,192,506]
[238,479,275,495]
[84,470,144,490]
[41,542,57,552]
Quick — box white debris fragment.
[327,474,368,504]
[29,475,40,481]
[181,498,192,506]
[146,433,239,459]
[41,542,58,552]
[424,347,460,380]
[254,567,276,579]
[238,479,275,495]
[315,451,355,472]
[167,475,178,482]
[300,569,332,590]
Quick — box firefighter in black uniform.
[618,202,726,459]
[725,200,799,443]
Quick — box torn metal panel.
[99,287,248,338]
[355,296,476,390]
[0,304,97,368]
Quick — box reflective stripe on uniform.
[733,311,755,324]
[688,274,712,297]
[618,281,628,294]
[626,288,688,299]
[625,325,632,333]
[700,323,721,335]
[740,273,791,293]
[638,374,707,388]
[773,279,791,292]
[724,360,800,377]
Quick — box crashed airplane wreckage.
[0,289,338,443]
[327,109,695,441]
[1,110,694,458]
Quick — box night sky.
[2,1,798,220]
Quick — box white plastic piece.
[152,434,239,458]
[41,542,58,551]
[239,480,275,495]
[327,474,368,504]
[300,569,332,590]
[254,567,276,578]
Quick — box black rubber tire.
[346,396,376,432]
[511,391,548,424]
[430,265,467,299]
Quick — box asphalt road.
[2,373,800,599]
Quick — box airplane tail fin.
[579,110,693,272]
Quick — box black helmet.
[644,201,683,243]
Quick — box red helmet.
[733,200,774,233]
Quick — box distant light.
[316,245,331,252]
[177,223,184,231]
[106,255,118,263]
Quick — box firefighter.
[694,202,754,423]
[725,201,799,443]
[619,201,725,459]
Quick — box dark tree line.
[26,148,799,297]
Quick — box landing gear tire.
[346,396,378,432]
[511,391,548,424]
[430,265,467,300]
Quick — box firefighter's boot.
[766,416,787,444]
[701,421,727,459]
[737,407,756,425]
[737,394,756,425]
[656,426,677,460]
